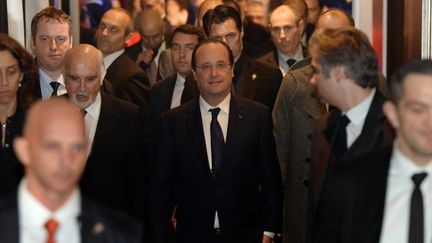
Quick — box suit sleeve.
[148,113,176,243]
[259,110,283,233]
[116,71,151,111]
[272,73,296,185]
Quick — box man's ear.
[383,100,399,129]
[331,66,346,83]
[14,137,31,167]
[298,19,305,34]
[192,69,197,80]
[124,32,133,46]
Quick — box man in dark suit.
[148,39,283,243]
[147,25,204,158]
[313,59,432,243]
[30,7,73,99]
[95,8,150,109]
[257,4,309,75]
[125,9,169,86]
[63,44,147,228]
[308,27,394,221]
[203,5,282,110]
[9,98,142,243]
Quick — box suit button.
[305,157,311,163]
[303,180,309,186]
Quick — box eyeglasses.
[195,62,231,73]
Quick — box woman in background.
[0,34,37,195]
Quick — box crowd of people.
[0,0,431,243]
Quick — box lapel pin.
[238,115,243,119]
[91,222,105,235]
[252,74,257,80]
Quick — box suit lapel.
[80,198,107,243]
[353,148,391,242]
[240,56,259,101]
[186,99,212,176]
[161,74,177,111]
[216,97,243,177]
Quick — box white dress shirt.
[18,178,81,243]
[39,69,67,100]
[277,46,304,76]
[343,88,376,148]
[379,142,432,243]
[170,73,186,109]
[84,92,102,153]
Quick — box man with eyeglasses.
[203,5,282,110]
[30,7,72,99]
[126,9,170,86]
[95,8,150,109]
[258,4,309,75]
[148,39,283,243]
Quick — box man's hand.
[136,49,155,66]
[262,234,274,243]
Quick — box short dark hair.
[191,39,234,70]
[0,34,37,110]
[31,7,72,41]
[202,5,243,37]
[390,59,432,104]
[308,27,378,88]
[170,24,205,47]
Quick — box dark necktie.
[409,172,428,243]
[286,58,296,68]
[180,78,195,104]
[45,218,59,243]
[333,115,350,160]
[50,81,60,97]
[210,108,224,174]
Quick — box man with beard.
[63,44,147,234]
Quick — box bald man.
[271,8,355,243]
[196,0,223,30]
[126,9,170,85]
[95,8,150,108]
[0,98,142,243]
[63,44,147,230]
[258,4,308,75]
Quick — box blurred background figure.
[0,34,37,196]
[304,0,322,41]
[246,0,267,26]
[166,0,189,28]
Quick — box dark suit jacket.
[233,54,282,110]
[148,96,283,243]
[309,90,394,213]
[146,73,199,160]
[257,47,310,73]
[272,65,327,243]
[105,53,150,109]
[312,146,393,243]
[0,192,142,243]
[79,93,147,224]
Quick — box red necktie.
[45,218,59,243]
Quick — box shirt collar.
[175,73,186,86]
[39,69,65,86]
[277,45,304,64]
[83,92,102,119]
[18,178,81,228]
[344,88,376,126]
[103,49,125,69]
[199,93,231,115]
[391,140,432,177]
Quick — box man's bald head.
[316,8,354,30]
[15,98,87,210]
[197,0,223,30]
[137,9,166,49]
[64,44,104,109]
[283,0,308,24]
